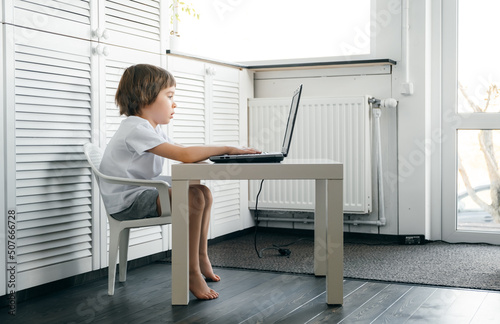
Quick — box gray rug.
[208,231,500,291]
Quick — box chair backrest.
[83,142,103,171]
[83,143,108,190]
[83,142,172,219]
[83,142,172,221]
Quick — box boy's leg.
[193,184,220,282]
[155,188,172,216]
[188,186,218,300]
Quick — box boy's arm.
[148,142,260,163]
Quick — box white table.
[171,160,344,305]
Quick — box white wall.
[429,0,442,241]
[393,0,438,239]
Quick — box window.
[457,0,500,113]
[171,0,372,63]
[442,0,500,242]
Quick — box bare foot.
[200,254,220,282]
[190,271,219,300]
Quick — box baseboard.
[254,226,314,237]
[208,227,315,246]
[343,232,428,245]
[207,227,256,245]
[216,227,418,245]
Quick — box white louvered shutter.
[0,23,6,296]
[167,57,246,238]
[10,0,93,40]
[2,0,170,289]
[10,26,96,290]
[167,57,207,146]
[101,0,163,53]
[208,67,244,237]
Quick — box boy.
[99,64,260,300]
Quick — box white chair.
[83,143,172,295]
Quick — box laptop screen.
[281,84,303,157]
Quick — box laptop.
[210,84,303,163]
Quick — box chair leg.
[108,226,120,296]
[119,228,130,282]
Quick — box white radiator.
[248,96,372,214]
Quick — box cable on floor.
[253,179,312,258]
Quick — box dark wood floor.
[1,262,500,324]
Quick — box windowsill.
[166,50,247,69]
[166,50,397,71]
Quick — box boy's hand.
[227,146,261,155]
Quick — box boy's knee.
[189,186,205,207]
[197,185,213,204]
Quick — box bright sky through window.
[172,0,371,63]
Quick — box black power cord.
[253,179,265,258]
[253,180,310,258]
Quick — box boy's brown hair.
[115,64,176,116]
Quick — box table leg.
[327,179,343,305]
[314,179,327,276]
[172,180,190,305]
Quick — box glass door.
[442,0,500,243]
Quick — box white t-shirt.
[99,116,172,214]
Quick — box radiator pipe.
[257,216,387,226]
[259,216,384,226]
[343,105,386,227]
[344,219,385,226]
[373,106,386,226]
[364,97,397,226]
[257,217,314,223]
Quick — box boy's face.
[143,86,176,126]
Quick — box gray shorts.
[111,189,159,221]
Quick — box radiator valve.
[368,97,398,109]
